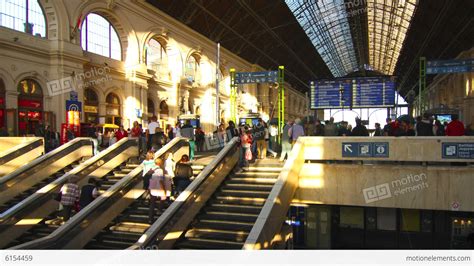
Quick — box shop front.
[17,79,43,136]
[84,88,99,124]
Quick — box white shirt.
[165,158,175,178]
[147,121,160,135]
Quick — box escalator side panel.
[0,200,57,249]
[63,181,143,249]
[0,143,92,206]
[0,140,138,248]
[243,140,305,250]
[157,151,239,249]
[0,138,44,177]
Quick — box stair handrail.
[128,137,240,250]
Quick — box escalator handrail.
[0,138,44,166]
[0,137,137,223]
[10,137,189,249]
[0,138,93,188]
[128,137,240,249]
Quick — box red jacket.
[445,120,465,136]
[115,130,128,141]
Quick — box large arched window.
[81,13,121,60]
[0,0,46,37]
[185,54,200,83]
[146,38,168,78]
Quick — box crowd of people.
[30,112,474,223]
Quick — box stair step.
[224,183,274,191]
[194,219,254,231]
[207,203,262,214]
[234,171,280,177]
[185,228,248,242]
[214,196,266,206]
[200,211,258,222]
[217,189,270,198]
[227,177,277,184]
[176,237,243,250]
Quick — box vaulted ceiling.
[147,0,474,101]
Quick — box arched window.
[105,92,121,125]
[81,13,121,60]
[0,0,46,37]
[84,88,99,123]
[147,98,155,118]
[185,54,200,83]
[146,38,168,78]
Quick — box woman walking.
[148,158,171,223]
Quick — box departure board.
[310,79,352,109]
[352,77,396,108]
[310,77,396,109]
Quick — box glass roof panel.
[367,0,418,74]
[286,0,358,77]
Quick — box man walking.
[180,120,196,161]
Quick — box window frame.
[80,13,122,60]
[0,0,47,38]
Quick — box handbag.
[245,148,252,161]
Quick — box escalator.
[0,156,89,213]
[84,163,205,249]
[173,165,280,249]
[4,158,139,249]
[0,138,139,249]
[0,138,94,209]
[7,138,193,249]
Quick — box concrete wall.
[293,137,474,212]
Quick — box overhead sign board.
[442,143,474,159]
[235,71,278,84]
[342,142,389,158]
[310,77,395,109]
[426,58,474,74]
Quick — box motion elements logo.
[363,173,429,203]
[46,66,112,97]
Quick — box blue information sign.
[427,59,474,74]
[311,77,395,109]
[235,71,278,84]
[342,142,389,158]
[66,100,82,112]
[442,143,474,159]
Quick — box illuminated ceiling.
[286,0,418,77]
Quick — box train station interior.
[0,0,473,252]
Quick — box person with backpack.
[148,158,170,223]
[79,177,100,210]
[173,154,194,195]
[141,151,155,190]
